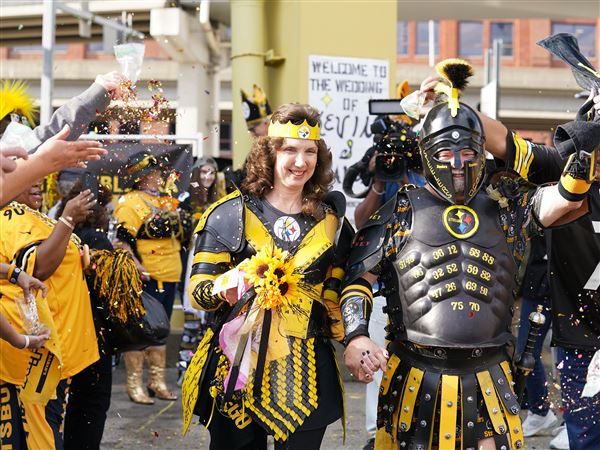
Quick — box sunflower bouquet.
[214,245,313,393]
[240,246,302,311]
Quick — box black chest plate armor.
[384,188,517,348]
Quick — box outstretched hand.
[37,125,106,171]
[419,76,440,103]
[0,144,28,175]
[95,71,128,100]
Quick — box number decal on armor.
[468,247,481,258]
[398,253,418,271]
[432,268,445,280]
[430,287,443,299]
[451,301,464,310]
[465,280,477,291]
[480,269,492,281]
[466,264,479,275]
[432,248,445,260]
[447,263,459,273]
[445,282,457,292]
[469,301,480,311]
[482,252,495,266]
[447,244,459,255]
[410,267,425,280]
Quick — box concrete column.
[176,63,213,157]
[231,0,267,168]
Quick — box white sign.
[308,55,390,222]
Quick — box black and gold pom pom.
[434,58,474,117]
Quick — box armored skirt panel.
[384,189,518,348]
[375,343,523,450]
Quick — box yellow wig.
[0,80,37,126]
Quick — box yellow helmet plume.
[0,80,37,126]
[433,58,474,117]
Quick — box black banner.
[85,143,194,196]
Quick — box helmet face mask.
[419,103,486,204]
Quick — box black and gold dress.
[182,190,353,446]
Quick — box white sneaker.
[522,410,560,437]
[549,426,570,449]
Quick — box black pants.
[208,409,327,450]
[63,352,112,450]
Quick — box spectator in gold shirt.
[113,152,183,404]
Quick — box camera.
[342,101,421,198]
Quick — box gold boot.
[145,345,177,400]
[123,351,154,405]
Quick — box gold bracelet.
[58,216,75,231]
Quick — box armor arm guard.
[558,151,595,202]
[188,194,243,311]
[321,218,355,342]
[344,195,397,284]
[340,277,374,346]
[187,230,232,311]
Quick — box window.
[397,21,409,55]
[490,22,513,57]
[551,23,596,58]
[416,21,439,56]
[86,42,106,54]
[219,122,231,151]
[459,21,483,57]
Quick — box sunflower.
[241,246,302,310]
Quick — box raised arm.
[33,71,124,142]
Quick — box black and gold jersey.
[113,190,182,282]
[504,130,600,349]
[0,202,99,383]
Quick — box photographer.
[344,113,423,450]
[350,116,424,228]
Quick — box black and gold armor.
[182,190,353,442]
[342,175,543,450]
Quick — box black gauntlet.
[340,277,373,346]
[191,279,225,311]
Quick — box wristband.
[21,335,29,349]
[58,216,75,231]
[8,266,22,285]
[372,184,385,196]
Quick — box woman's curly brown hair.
[241,103,333,219]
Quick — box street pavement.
[101,344,563,449]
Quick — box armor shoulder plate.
[344,194,399,283]
[194,189,244,252]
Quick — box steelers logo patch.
[442,205,479,239]
[297,125,310,139]
[274,216,301,242]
